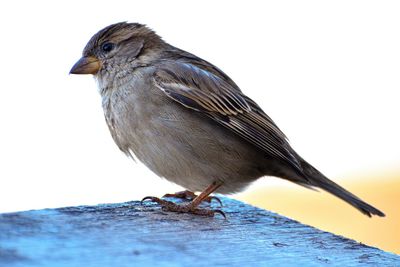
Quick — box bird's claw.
[141,196,226,218]
[162,190,223,207]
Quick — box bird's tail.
[299,158,385,217]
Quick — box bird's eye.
[101,42,115,53]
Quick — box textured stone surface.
[0,197,399,267]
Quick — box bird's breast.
[99,69,266,193]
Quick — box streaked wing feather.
[153,61,302,172]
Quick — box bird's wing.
[153,61,302,173]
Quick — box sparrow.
[70,22,384,217]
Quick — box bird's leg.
[187,182,223,208]
[141,181,225,217]
[163,190,222,206]
[163,190,197,200]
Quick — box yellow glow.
[237,169,400,254]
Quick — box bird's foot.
[141,196,225,218]
[163,190,222,206]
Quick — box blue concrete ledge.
[0,197,398,267]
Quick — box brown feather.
[153,60,302,173]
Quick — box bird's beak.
[69,56,101,75]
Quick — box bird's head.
[70,22,165,77]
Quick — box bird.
[70,22,385,218]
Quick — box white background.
[0,1,399,213]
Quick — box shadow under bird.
[70,22,384,218]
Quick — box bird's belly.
[130,114,265,193]
[105,85,265,193]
